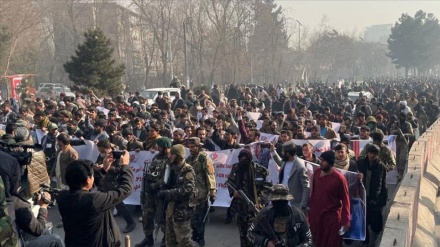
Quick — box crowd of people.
[0,77,439,247]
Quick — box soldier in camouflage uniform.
[136,137,172,247]
[157,144,198,247]
[0,176,18,247]
[227,148,271,247]
[185,137,216,247]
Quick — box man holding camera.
[94,139,136,233]
[57,152,133,247]
[12,183,64,246]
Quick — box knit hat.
[170,144,186,158]
[15,126,30,142]
[282,140,296,152]
[319,151,335,165]
[157,137,172,148]
[238,148,253,160]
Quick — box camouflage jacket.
[186,151,216,202]
[165,162,197,222]
[227,161,271,215]
[0,176,18,247]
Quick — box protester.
[309,151,350,247]
[1,77,439,246]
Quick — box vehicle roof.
[142,88,180,92]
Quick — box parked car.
[38,83,70,92]
[140,87,180,105]
[37,87,75,100]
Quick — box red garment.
[309,167,350,247]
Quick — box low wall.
[380,119,440,247]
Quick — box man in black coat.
[57,152,133,247]
[356,144,388,247]
[0,150,21,198]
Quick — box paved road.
[45,182,398,247]
[48,206,239,247]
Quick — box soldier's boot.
[135,235,154,247]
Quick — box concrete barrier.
[380,119,440,247]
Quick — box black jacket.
[57,165,133,247]
[0,150,21,197]
[13,194,47,238]
[357,157,388,208]
[248,206,312,247]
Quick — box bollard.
[125,235,130,247]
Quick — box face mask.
[272,200,290,216]
[158,95,163,99]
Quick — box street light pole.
[296,20,302,50]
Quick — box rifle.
[154,164,171,241]
[226,181,286,247]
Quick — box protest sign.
[124,151,156,205]
[247,112,261,121]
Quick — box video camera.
[111,150,125,160]
[0,140,34,166]
[32,184,61,206]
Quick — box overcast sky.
[276,1,440,33]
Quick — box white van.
[140,88,181,105]
[347,91,374,102]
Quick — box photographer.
[93,139,136,233]
[12,183,64,246]
[57,151,133,247]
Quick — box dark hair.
[97,139,112,149]
[65,160,94,191]
[5,123,17,134]
[334,143,347,151]
[196,126,206,133]
[149,123,161,132]
[57,133,71,145]
[94,119,107,128]
[371,131,384,142]
[34,111,46,117]
[280,130,292,137]
[73,109,84,118]
[249,128,261,138]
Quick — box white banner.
[209,150,236,207]
[35,129,46,144]
[259,133,279,143]
[73,140,100,163]
[96,106,110,116]
[331,122,341,133]
[247,112,261,121]
[292,139,332,157]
